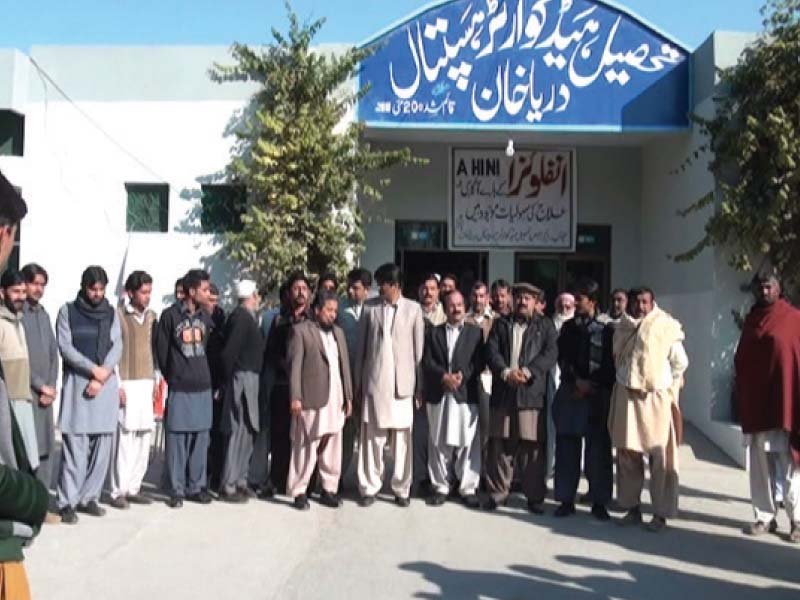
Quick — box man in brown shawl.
[735,269,800,543]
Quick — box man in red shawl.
[735,269,800,543]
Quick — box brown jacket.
[289,319,353,410]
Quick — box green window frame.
[200,184,246,233]
[125,183,169,233]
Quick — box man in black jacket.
[0,171,48,598]
[264,272,311,494]
[552,278,615,521]
[485,282,558,513]
[154,269,214,508]
[422,291,484,509]
[218,280,264,502]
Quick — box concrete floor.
[24,426,800,599]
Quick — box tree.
[676,0,800,295]
[210,2,423,290]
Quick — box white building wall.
[18,99,246,320]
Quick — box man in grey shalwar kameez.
[217,280,264,502]
[21,263,58,493]
[56,266,123,524]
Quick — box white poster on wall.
[450,148,577,250]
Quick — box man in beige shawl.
[609,287,688,532]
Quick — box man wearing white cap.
[217,280,265,502]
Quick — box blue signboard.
[358,0,690,130]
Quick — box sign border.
[448,146,578,253]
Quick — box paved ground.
[25,426,800,599]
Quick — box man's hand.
[119,387,127,407]
[415,394,425,410]
[290,399,303,417]
[91,366,111,383]
[40,385,56,399]
[85,380,103,398]
[507,369,527,386]
[38,393,54,407]
[345,400,353,418]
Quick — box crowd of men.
[1,171,800,597]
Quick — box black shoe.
[426,493,447,507]
[218,490,248,504]
[483,497,499,511]
[395,496,411,508]
[166,496,183,509]
[257,483,275,500]
[527,501,545,515]
[294,494,311,511]
[591,503,611,521]
[109,496,129,510]
[462,494,481,509]
[59,506,78,525]
[238,486,257,499]
[126,493,152,505]
[358,495,376,507]
[554,502,576,517]
[186,491,213,504]
[318,490,342,508]
[77,501,106,517]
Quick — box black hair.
[124,270,153,293]
[318,272,338,288]
[421,272,440,287]
[375,263,402,287]
[175,277,184,291]
[441,273,459,287]
[611,288,627,297]
[183,269,210,294]
[81,266,109,290]
[313,290,340,311]
[285,270,311,290]
[572,278,600,304]
[347,267,372,288]
[1,269,25,289]
[471,280,488,294]
[491,279,511,293]
[630,286,656,302]
[21,263,48,285]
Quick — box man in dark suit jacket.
[422,291,484,509]
[485,282,558,513]
[286,291,353,510]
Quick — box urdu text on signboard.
[451,148,576,250]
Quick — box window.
[200,184,246,233]
[0,110,24,156]
[126,183,169,232]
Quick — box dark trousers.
[412,403,430,490]
[207,395,226,490]
[554,430,613,505]
[339,416,358,492]
[485,437,547,504]
[269,384,291,494]
[166,430,209,497]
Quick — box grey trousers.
[56,433,113,509]
[166,431,209,497]
[36,453,54,490]
[220,391,256,494]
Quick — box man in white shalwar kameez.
[354,264,424,507]
[422,291,484,508]
[109,271,157,509]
